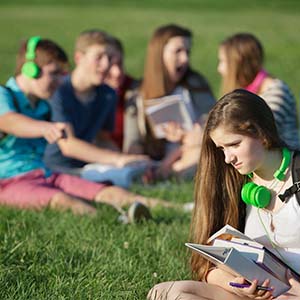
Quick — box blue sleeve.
[102,89,117,132]
[0,86,17,116]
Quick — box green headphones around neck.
[21,36,41,78]
[241,147,291,208]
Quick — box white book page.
[207,224,258,244]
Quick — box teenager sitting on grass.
[43,29,150,187]
[127,24,215,181]
[0,36,173,222]
[148,90,300,299]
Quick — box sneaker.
[118,201,152,224]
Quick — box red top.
[110,75,134,149]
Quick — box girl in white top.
[148,89,300,300]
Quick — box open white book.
[145,94,193,139]
[186,225,300,297]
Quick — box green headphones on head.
[21,36,41,78]
[241,147,291,208]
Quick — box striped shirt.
[260,79,300,150]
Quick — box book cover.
[212,239,287,282]
[207,224,300,280]
[145,94,193,139]
[185,242,290,297]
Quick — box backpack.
[279,151,300,205]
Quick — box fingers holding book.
[162,121,185,142]
[229,278,273,299]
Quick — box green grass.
[0,1,300,298]
[0,1,300,97]
[0,181,193,299]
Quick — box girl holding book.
[217,32,299,150]
[147,89,300,299]
[126,24,215,180]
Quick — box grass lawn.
[0,181,193,300]
[0,1,299,299]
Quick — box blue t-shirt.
[43,75,117,169]
[0,77,50,179]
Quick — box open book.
[145,94,193,139]
[186,225,300,297]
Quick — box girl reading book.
[147,89,300,299]
[125,24,215,180]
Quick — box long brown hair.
[140,23,192,100]
[220,33,264,95]
[190,89,285,280]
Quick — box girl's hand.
[230,277,273,299]
[163,121,184,142]
[287,270,300,296]
[182,123,203,147]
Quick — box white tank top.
[244,195,300,272]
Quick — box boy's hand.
[42,122,68,144]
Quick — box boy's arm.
[57,129,148,167]
[0,111,66,143]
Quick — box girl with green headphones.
[148,89,300,300]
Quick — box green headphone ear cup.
[21,61,40,78]
[251,185,271,208]
[241,148,290,208]
[241,182,256,205]
[241,182,271,208]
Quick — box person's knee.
[49,192,68,209]
[147,282,177,300]
[95,185,126,200]
[147,283,163,300]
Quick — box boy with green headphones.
[0,36,169,220]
